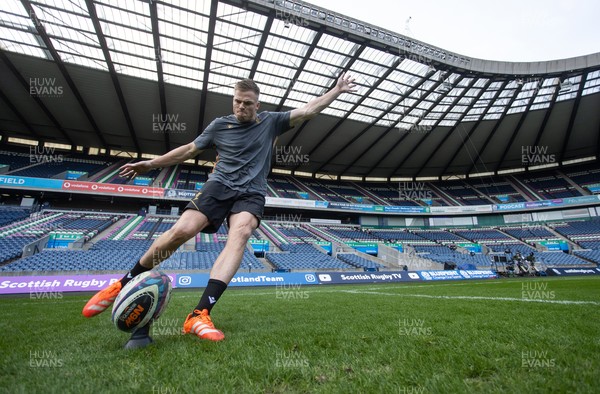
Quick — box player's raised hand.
[337,72,357,93]
[119,160,153,178]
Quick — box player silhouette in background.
[83,74,356,341]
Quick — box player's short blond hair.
[234,79,260,98]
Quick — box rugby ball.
[111,271,172,333]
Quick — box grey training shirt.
[193,111,291,195]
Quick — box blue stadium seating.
[504,227,555,240]
[267,243,352,270]
[11,160,108,179]
[0,239,153,272]
[533,251,589,267]
[573,249,600,264]
[0,151,34,172]
[0,235,39,264]
[337,253,384,269]
[454,229,512,242]
[0,207,30,227]
[413,244,490,269]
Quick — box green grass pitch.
[1,276,599,393]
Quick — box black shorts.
[184,181,265,234]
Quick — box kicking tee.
[193,111,291,195]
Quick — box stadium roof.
[0,0,599,181]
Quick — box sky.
[309,0,600,62]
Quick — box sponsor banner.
[430,205,492,213]
[539,240,569,251]
[0,268,503,294]
[418,270,497,280]
[46,232,82,249]
[525,199,563,209]
[546,267,600,276]
[419,270,464,280]
[493,202,526,211]
[457,243,482,253]
[470,205,494,213]
[61,180,164,197]
[315,241,332,254]
[328,202,377,212]
[563,195,600,205]
[316,271,419,284]
[164,189,197,200]
[0,273,179,294]
[175,272,319,288]
[494,196,600,212]
[265,196,317,209]
[383,205,430,213]
[66,171,87,180]
[133,177,152,186]
[585,185,600,193]
[0,175,63,190]
[1,274,110,294]
[346,241,378,255]
[3,175,600,214]
[457,270,498,279]
[384,242,404,252]
[250,240,269,253]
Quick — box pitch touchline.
[338,290,600,306]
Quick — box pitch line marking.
[338,289,600,306]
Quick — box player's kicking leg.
[182,211,258,341]
[82,209,209,317]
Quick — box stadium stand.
[515,171,583,200]
[0,206,30,227]
[430,180,492,206]
[336,253,384,270]
[160,242,263,270]
[0,239,152,272]
[266,243,352,271]
[0,151,34,172]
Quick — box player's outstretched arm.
[289,72,357,126]
[119,142,201,178]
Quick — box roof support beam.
[335,70,436,177]
[0,86,41,140]
[388,75,469,177]
[415,79,493,178]
[197,0,219,135]
[318,85,419,175]
[149,1,170,152]
[22,0,107,151]
[360,68,441,177]
[440,81,509,176]
[559,72,588,163]
[275,28,324,113]
[248,11,274,79]
[285,43,366,150]
[527,79,563,170]
[0,50,74,146]
[465,82,524,175]
[294,55,401,175]
[493,81,548,173]
[85,0,141,154]
[310,57,401,154]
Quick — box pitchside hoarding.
[546,267,600,276]
[0,270,503,294]
[2,174,600,215]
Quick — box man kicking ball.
[82,73,356,341]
